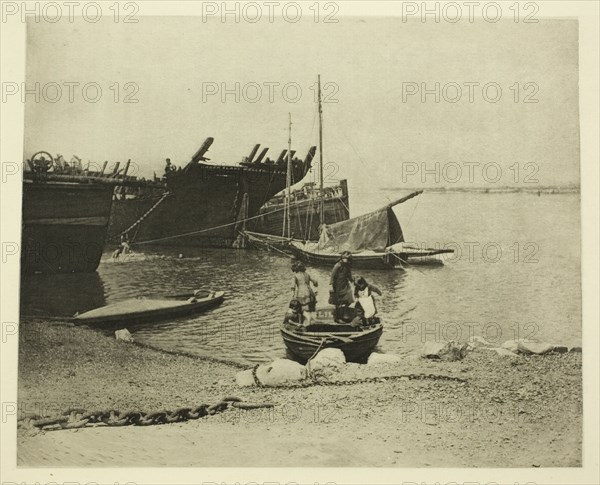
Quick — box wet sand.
[17,320,582,467]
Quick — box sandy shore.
[17,319,582,467]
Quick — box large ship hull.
[108,161,311,247]
[251,180,350,239]
[21,180,114,273]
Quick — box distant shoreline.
[382,186,580,194]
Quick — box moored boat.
[73,290,224,325]
[251,180,350,240]
[280,306,383,363]
[251,75,351,243]
[288,191,454,269]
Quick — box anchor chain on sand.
[250,363,467,388]
[19,396,274,432]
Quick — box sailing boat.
[288,191,454,269]
[251,75,350,239]
[245,75,453,268]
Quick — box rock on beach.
[421,341,469,361]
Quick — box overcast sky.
[24,16,579,191]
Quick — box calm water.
[20,192,581,365]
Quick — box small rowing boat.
[73,290,224,325]
[280,306,383,363]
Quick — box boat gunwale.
[280,324,383,339]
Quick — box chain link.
[251,364,467,389]
[20,396,274,432]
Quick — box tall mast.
[317,74,325,226]
[286,112,292,238]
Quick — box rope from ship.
[132,206,293,246]
[335,193,350,215]
[388,251,426,275]
[250,365,467,389]
[20,396,275,432]
[404,189,421,231]
[304,197,314,240]
[253,239,294,259]
[112,191,172,241]
[293,196,304,239]
[305,338,327,376]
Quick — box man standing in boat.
[330,251,354,322]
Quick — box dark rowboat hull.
[289,242,454,270]
[74,291,225,325]
[280,322,383,363]
[289,242,396,270]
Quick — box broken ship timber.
[108,138,315,247]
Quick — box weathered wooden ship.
[107,138,315,247]
[251,180,350,240]
[21,152,149,274]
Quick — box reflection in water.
[20,272,106,318]
[19,193,582,365]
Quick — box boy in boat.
[283,299,307,327]
[350,276,382,326]
[330,251,354,323]
[291,261,318,325]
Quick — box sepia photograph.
[1,1,598,484]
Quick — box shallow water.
[20,192,581,365]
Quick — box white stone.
[367,353,402,365]
[492,347,519,358]
[501,340,520,353]
[255,359,306,387]
[115,329,133,342]
[468,336,494,348]
[421,341,469,361]
[308,348,346,370]
[517,340,553,355]
[421,341,448,358]
[235,369,255,387]
[502,338,554,355]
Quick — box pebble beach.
[17,319,582,467]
